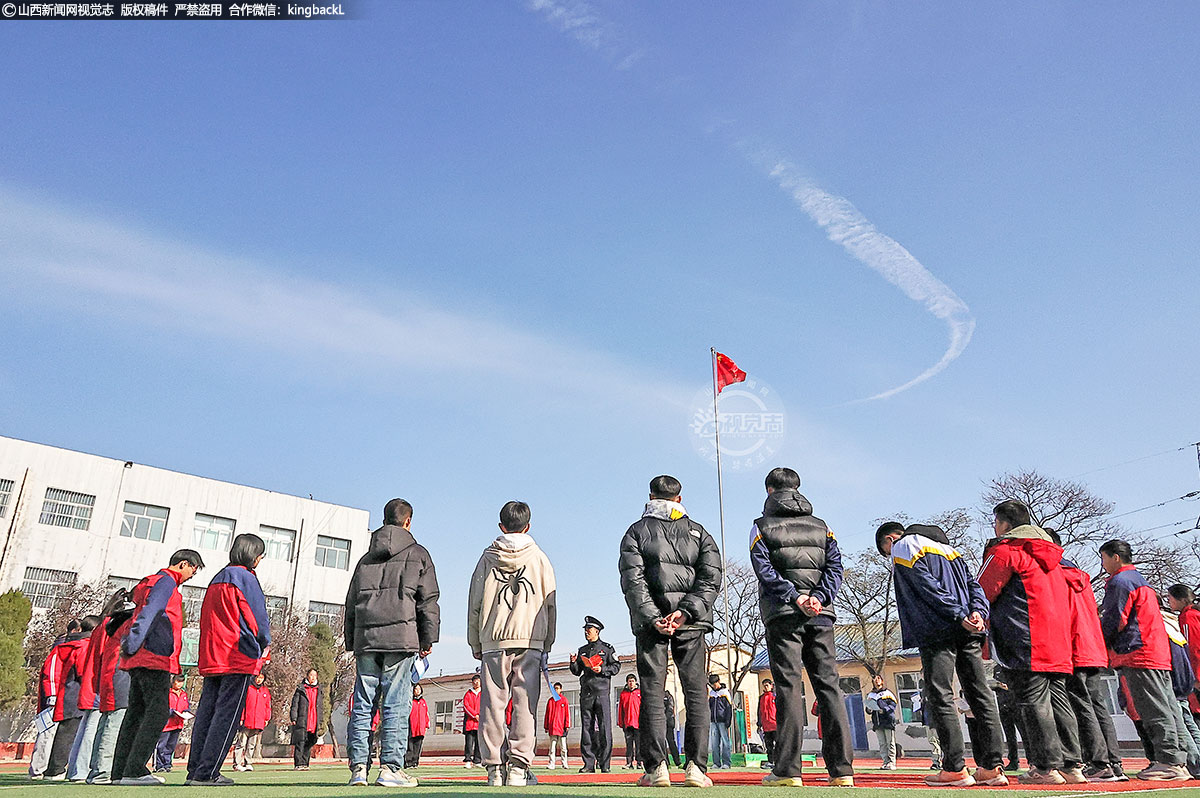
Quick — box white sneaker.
[349,764,368,786]
[638,762,671,787]
[548,762,556,770]
[487,765,505,787]
[1138,763,1191,781]
[507,765,538,786]
[683,762,712,788]
[376,765,418,788]
[118,775,166,786]
[245,764,253,772]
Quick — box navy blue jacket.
[890,526,989,649]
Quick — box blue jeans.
[349,653,416,770]
[709,722,731,768]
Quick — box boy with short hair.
[879,521,1007,787]
[111,549,204,786]
[1099,539,1190,781]
[619,675,642,769]
[467,501,557,787]
[752,468,853,787]
[757,679,777,769]
[866,675,898,771]
[155,674,189,773]
[543,683,570,769]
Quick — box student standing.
[708,676,733,771]
[758,679,778,769]
[543,683,570,769]
[620,474,723,789]
[663,692,682,769]
[1168,585,1200,725]
[154,674,189,773]
[467,501,557,787]
[1099,539,1191,781]
[878,521,1007,787]
[619,674,642,769]
[751,468,853,787]
[462,675,482,767]
[978,502,1081,785]
[234,673,271,772]
[45,616,98,780]
[866,675,899,771]
[344,497,440,788]
[111,549,204,787]
[29,621,77,780]
[570,617,620,773]
[88,595,135,784]
[405,684,430,769]
[290,669,324,770]
[187,533,271,786]
[68,613,104,782]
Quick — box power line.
[1108,490,1200,520]
[1070,441,1199,479]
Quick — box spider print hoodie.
[467,532,557,657]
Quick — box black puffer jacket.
[750,490,842,625]
[619,501,723,634]
[344,524,440,655]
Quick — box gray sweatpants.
[480,649,543,769]
[29,721,58,777]
[1121,668,1185,765]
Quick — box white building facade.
[0,435,370,643]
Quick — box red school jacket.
[198,565,271,677]
[978,535,1073,674]
[163,687,190,732]
[1062,560,1109,669]
[1179,605,1200,713]
[758,691,777,733]
[462,688,480,732]
[410,697,430,737]
[1100,564,1170,671]
[96,614,132,712]
[543,695,570,737]
[242,682,272,731]
[51,634,91,722]
[76,624,104,713]
[121,569,184,673]
[618,687,641,729]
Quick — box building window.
[308,600,343,629]
[38,487,95,530]
[314,535,350,570]
[121,501,169,542]
[259,525,296,562]
[562,688,580,728]
[265,595,289,628]
[193,513,235,550]
[894,671,923,722]
[0,478,14,518]
[435,700,456,734]
[22,566,78,610]
[181,586,206,628]
[107,575,140,594]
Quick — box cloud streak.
[766,160,976,401]
[525,3,976,400]
[0,189,690,408]
[526,0,644,69]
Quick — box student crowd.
[20,469,1200,788]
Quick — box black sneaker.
[578,767,595,774]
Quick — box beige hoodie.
[467,533,557,656]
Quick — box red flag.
[714,350,746,393]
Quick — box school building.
[0,434,370,696]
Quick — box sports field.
[3,764,1198,798]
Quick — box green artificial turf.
[3,765,1199,798]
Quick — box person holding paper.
[154,674,189,773]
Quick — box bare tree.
[835,550,902,677]
[23,580,111,697]
[981,469,1118,551]
[706,560,765,698]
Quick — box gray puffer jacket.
[619,500,723,634]
[344,524,440,655]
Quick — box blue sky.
[2,2,1198,673]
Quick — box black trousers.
[763,730,777,763]
[112,668,172,781]
[634,629,709,773]
[187,673,250,782]
[765,616,853,778]
[404,735,424,768]
[462,729,480,763]
[1009,671,1079,770]
[579,685,613,771]
[45,715,81,778]
[624,727,640,766]
[665,722,682,766]
[294,731,317,767]
[1067,669,1121,769]
[997,697,1024,763]
[919,635,1004,772]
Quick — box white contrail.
[768,160,976,401]
[524,3,977,400]
[526,0,644,69]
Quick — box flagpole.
[710,348,735,746]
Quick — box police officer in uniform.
[570,616,620,773]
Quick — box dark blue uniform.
[571,639,620,772]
